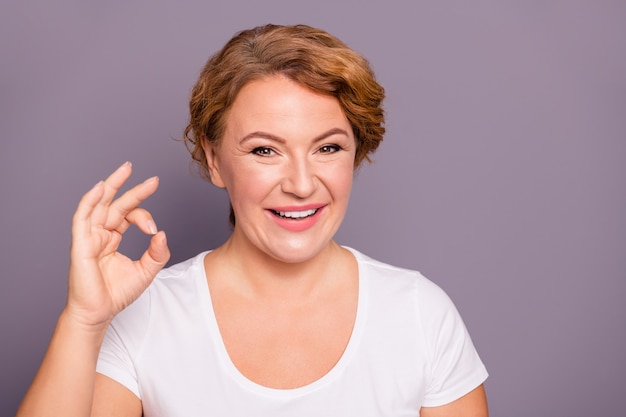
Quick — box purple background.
[1,1,625,415]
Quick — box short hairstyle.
[183,24,386,225]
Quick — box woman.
[17,24,488,416]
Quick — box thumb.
[138,231,170,281]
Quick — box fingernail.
[146,220,158,234]
[143,176,158,184]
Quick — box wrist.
[58,307,112,339]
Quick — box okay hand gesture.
[65,162,170,328]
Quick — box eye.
[251,147,275,156]
[318,144,341,154]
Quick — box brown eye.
[319,145,341,154]
[252,147,274,156]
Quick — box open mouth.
[271,208,318,219]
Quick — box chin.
[262,239,332,265]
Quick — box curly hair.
[183,24,386,225]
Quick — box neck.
[210,232,345,300]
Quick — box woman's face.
[204,75,356,264]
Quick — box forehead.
[225,75,350,135]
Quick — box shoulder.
[111,251,209,330]
[153,251,208,283]
[147,251,209,296]
[344,247,488,406]
[346,246,465,347]
[346,246,419,281]
[346,246,451,305]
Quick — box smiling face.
[203,75,356,264]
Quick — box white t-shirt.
[97,248,488,416]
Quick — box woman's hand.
[15,162,167,416]
[65,161,170,329]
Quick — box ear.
[201,137,226,188]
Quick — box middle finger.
[104,176,159,230]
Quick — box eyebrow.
[239,127,350,145]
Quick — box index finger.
[72,180,106,239]
[99,161,134,207]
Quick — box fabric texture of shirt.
[97,247,488,416]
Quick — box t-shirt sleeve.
[96,288,151,399]
[417,275,488,407]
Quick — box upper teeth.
[277,209,317,219]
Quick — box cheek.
[222,162,280,203]
[324,161,354,196]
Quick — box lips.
[272,208,318,219]
[267,205,325,232]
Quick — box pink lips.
[266,204,325,232]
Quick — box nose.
[281,157,318,198]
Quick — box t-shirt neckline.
[194,246,368,398]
